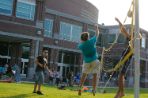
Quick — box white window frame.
[71,24,82,43]
[44,19,53,38]
[16,0,36,20]
[141,34,146,48]
[60,22,82,42]
[60,22,71,41]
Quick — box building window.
[60,22,82,42]
[60,22,71,41]
[141,35,146,48]
[0,0,13,16]
[58,51,79,65]
[0,43,9,56]
[22,45,30,59]
[16,0,35,20]
[140,60,146,82]
[88,28,96,38]
[117,34,126,43]
[44,19,53,37]
[58,51,62,63]
[71,25,82,42]
[97,33,102,46]
[108,34,116,43]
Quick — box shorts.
[82,60,101,74]
[120,46,133,74]
[35,71,44,84]
[121,55,132,74]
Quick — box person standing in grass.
[78,24,101,96]
[114,17,142,98]
[33,48,50,95]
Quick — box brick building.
[0,0,147,87]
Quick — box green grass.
[0,82,148,98]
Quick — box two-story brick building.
[0,0,147,87]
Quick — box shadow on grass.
[1,93,34,98]
[65,86,148,94]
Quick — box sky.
[87,0,148,31]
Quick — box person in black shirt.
[33,48,50,95]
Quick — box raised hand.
[94,23,99,37]
[115,17,131,40]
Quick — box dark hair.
[42,47,48,52]
[81,32,89,41]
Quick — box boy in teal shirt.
[78,25,101,96]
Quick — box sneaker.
[92,90,96,96]
[33,91,36,93]
[37,91,44,95]
[78,90,82,96]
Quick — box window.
[22,46,30,59]
[141,36,146,48]
[75,54,80,65]
[88,29,96,38]
[117,34,126,43]
[16,0,35,20]
[44,19,53,37]
[0,43,9,56]
[58,51,62,63]
[63,53,71,64]
[0,0,13,15]
[63,52,75,64]
[60,22,82,42]
[71,25,82,42]
[58,51,79,65]
[97,33,102,46]
[60,22,71,41]
[108,34,116,43]
[140,60,146,82]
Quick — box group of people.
[48,69,61,86]
[0,63,21,83]
[33,18,135,98]
[49,70,80,87]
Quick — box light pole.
[134,0,140,98]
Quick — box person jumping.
[78,24,101,96]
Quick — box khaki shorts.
[82,60,101,74]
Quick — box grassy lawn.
[0,82,148,98]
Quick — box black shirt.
[35,56,47,72]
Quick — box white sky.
[87,0,148,31]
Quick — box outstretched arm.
[46,65,51,73]
[95,24,100,37]
[115,17,131,40]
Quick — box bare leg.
[36,84,44,95]
[92,73,97,96]
[78,73,87,96]
[33,83,37,92]
[115,73,125,98]
[38,84,41,91]
[92,73,97,90]
[118,74,125,97]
